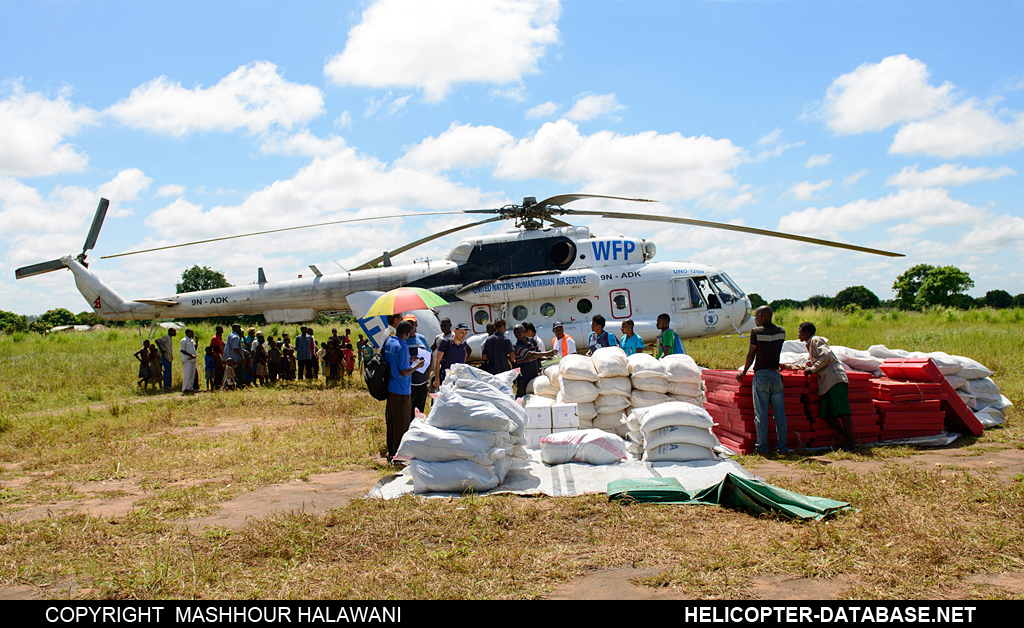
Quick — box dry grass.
[1,310,1023,599]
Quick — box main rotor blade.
[15,259,66,280]
[351,215,505,270]
[100,210,496,259]
[564,209,905,258]
[536,193,657,211]
[83,198,110,253]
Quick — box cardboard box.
[525,427,552,449]
[526,405,552,429]
[551,403,580,429]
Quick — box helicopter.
[14,194,903,354]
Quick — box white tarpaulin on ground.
[369,449,755,499]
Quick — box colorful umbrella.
[365,286,449,317]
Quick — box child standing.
[205,345,216,390]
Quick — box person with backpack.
[656,313,686,357]
[432,322,470,389]
[587,314,617,356]
[382,320,424,465]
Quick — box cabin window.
[709,274,740,305]
[610,289,631,319]
[692,276,722,309]
[576,298,593,314]
[471,305,491,334]
[512,305,528,321]
[540,302,556,318]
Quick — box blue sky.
[2,0,1023,316]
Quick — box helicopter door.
[471,305,491,335]
[670,278,699,312]
[609,289,631,319]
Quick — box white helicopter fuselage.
[62,224,753,353]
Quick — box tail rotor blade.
[15,259,67,280]
[82,198,110,253]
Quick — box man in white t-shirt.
[551,321,576,358]
[180,328,198,394]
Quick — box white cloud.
[777,187,984,237]
[493,119,744,201]
[260,130,348,158]
[396,122,516,172]
[0,82,98,176]
[106,62,324,136]
[565,93,625,122]
[324,0,561,101]
[156,184,185,198]
[787,180,832,201]
[97,168,152,216]
[526,101,559,119]
[889,100,1024,157]
[335,111,353,129]
[805,153,832,168]
[757,129,783,146]
[819,54,953,135]
[843,170,867,186]
[886,163,1016,187]
[364,92,412,118]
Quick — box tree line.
[750,264,1023,312]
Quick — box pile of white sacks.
[525,347,720,462]
[779,341,1012,429]
[395,364,528,493]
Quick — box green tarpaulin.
[607,473,854,521]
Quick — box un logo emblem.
[704,312,718,326]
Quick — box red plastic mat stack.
[702,370,816,453]
[873,358,984,438]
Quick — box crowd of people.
[134,324,373,394]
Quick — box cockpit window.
[692,276,723,309]
[709,274,739,305]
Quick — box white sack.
[948,355,994,380]
[667,381,703,397]
[395,420,514,465]
[630,389,672,408]
[527,375,559,398]
[668,393,705,407]
[642,424,720,450]
[782,340,808,354]
[627,353,669,378]
[524,394,554,407]
[867,345,911,360]
[596,376,632,397]
[643,443,718,463]
[965,377,999,396]
[445,363,517,397]
[591,347,629,378]
[540,429,628,466]
[594,394,631,414]
[660,354,702,384]
[630,375,670,393]
[427,389,519,433]
[832,346,884,372]
[559,378,600,403]
[576,400,598,420]
[408,457,512,494]
[625,402,716,433]
[593,412,626,431]
[559,354,600,382]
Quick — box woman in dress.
[799,321,856,453]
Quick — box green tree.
[892,264,935,305]
[0,310,29,333]
[769,299,801,311]
[834,285,880,310]
[915,266,974,308]
[36,308,78,329]
[1014,294,1024,308]
[76,310,105,326]
[747,293,767,309]
[802,294,834,309]
[984,289,1013,309]
[176,265,232,294]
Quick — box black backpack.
[364,351,390,401]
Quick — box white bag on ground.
[593,412,626,431]
[527,374,559,398]
[540,429,628,465]
[426,388,519,433]
[669,393,705,406]
[667,380,703,397]
[950,356,993,380]
[408,457,512,494]
[625,402,716,433]
[643,443,718,463]
[559,354,599,382]
[643,424,720,450]
[591,347,629,378]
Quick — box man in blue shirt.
[481,318,515,375]
[513,324,555,397]
[403,314,431,416]
[224,324,246,387]
[296,326,313,380]
[618,319,645,356]
[383,320,424,464]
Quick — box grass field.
[1,309,1022,600]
